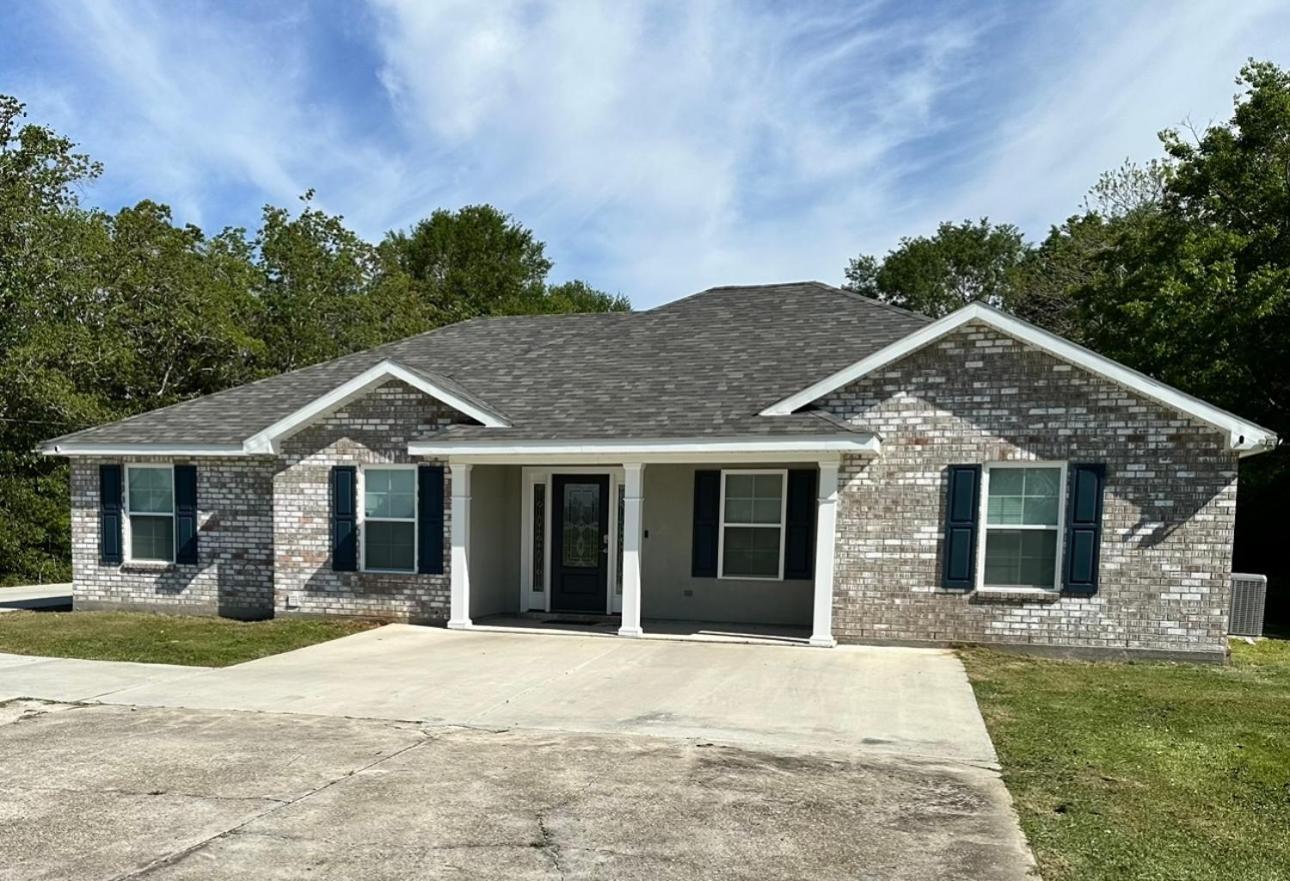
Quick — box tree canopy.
[0,96,627,584]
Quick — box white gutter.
[405,434,881,464]
[40,442,251,457]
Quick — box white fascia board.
[761,302,1278,454]
[40,442,249,457]
[242,359,508,454]
[407,434,879,465]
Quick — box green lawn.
[961,639,1290,881]
[0,611,377,667]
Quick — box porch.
[436,456,849,647]
[471,613,813,646]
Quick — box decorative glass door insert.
[562,483,601,568]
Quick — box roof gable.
[760,302,1276,455]
[42,282,929,453]
[242,360,509,453]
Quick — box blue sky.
[2,1,1287,307]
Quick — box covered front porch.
[411,436,877,648]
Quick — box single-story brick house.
[41,282,1276,660]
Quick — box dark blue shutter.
[784,469,817,579]
[418,464,445,575]
[99,464,123,564]
[331,465,358,572]
[174,464,198,564]
[1063,463,1106,594]
[691,470,720,577]
[942,464,981,589]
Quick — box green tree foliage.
[844,219,1028,317]
[0,97,627,585]
[380,204,627,320]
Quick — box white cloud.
[934,0,1290,239]
[366,0,989,303]
[12,0,1290,306]
[34,0,406,232]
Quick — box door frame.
[521,466,623,615]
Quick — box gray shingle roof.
[43,281,929,449]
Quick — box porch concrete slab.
[0,652,210,702]
[98,625,996,766]
[0,702,1035,881]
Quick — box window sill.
[121,560,177,573]
[972,586,1062,603]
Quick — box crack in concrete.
[10,784,288,806]
[528,774,601,880]
[534,808,566,879]
[104,731,433,881]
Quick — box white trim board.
[760,302,1277,455]
[41,442,249,457]
[243,360,509,453]
[408,435,878,464]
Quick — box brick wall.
[272,380,458,622]
[71,456,276,618]
[821,322,1238,658]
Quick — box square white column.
[810,459,840,648]
[618,462,645,637]
[447,462,472,629]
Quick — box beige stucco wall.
[469,464,522,619]
[640,463,814,626]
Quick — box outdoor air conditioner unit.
[1228,573,1267,637]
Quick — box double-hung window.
[981,464,1065,589]
[718,470,786,580]
[126,465,175,562]
[363,467,416,573]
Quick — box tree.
[0,94,630,584]
[0,97,103,582]
[254,192,388,373]
[381,204,553,321]
[540,280,630,314]
[380,204,627,320]
[844,219,1029,317]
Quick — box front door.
[551,475,609,613]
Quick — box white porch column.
[618,462,645,637]
[447,462,473,630]
[810,459,840,648]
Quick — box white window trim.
[123,463,176,564]
[976,461,1068,592]
[359,464,419,575]
[717,468,788,582]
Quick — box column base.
[447,618,473,631]
[808,634,837,648]
[617,626,644,638]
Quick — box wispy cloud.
[1,0,1286,305]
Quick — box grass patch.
[961,639,1290,881]
[0,610,377,667]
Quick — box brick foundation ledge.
[836,635,1228,664]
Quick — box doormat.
[542,618,612,627]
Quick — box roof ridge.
[647,280,832,313]
[805,281,932,323]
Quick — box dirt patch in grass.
[0,611,378,667]
[961,639,1290,881]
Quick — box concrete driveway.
[90,624,998,764]
[0,626,1035,880]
